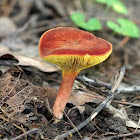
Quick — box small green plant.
[95,0,127,15]
[107,18,140,38]
[70,12,102,31]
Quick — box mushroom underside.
[43,53,111,73]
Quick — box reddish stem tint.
[53,71,78,119]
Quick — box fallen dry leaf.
[0,54,60,72]
[15,55,60,72]
[68,90,104,106]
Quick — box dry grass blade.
[11,128,39,140]
[64,111,83,140]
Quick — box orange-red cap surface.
[39,27,112,73]
[39,27,112,57]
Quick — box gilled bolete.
[39,27,112,119]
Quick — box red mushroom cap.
[39,27,112,74]
[40,27,111,56]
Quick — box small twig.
[112,100,140,108]
[45,98,53,114]
[76,75,112,89]
[64,111,83,140]
[76,77,111,95]
[102,130,140,140]
[76,75,113,95]
[118,86,140,94]
[11,128,39,140]
[54,66,125,140]
[77,68,140,95]
[35,0,53,16]
[118,36,130,48]
[111,66,125,93]
[108,66,125,103]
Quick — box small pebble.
[27,112,35,117]
[29,116,38,121]
[0,17,16,38]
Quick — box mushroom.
[39,27,112,119]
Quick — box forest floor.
[0,0,140,139]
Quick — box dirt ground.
[0,0,140,140]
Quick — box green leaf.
[95,0,127,15]
[70,12,102,31]
[70,13,85,26]
[95,0,117,6]
[106,18,140,38]
[112,1,127,14]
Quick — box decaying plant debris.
[0,0,140,139]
